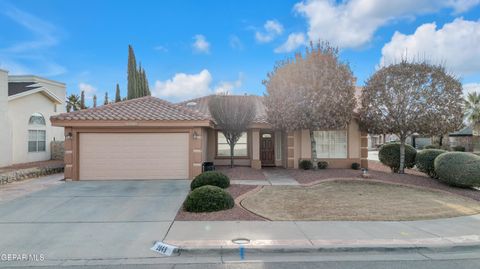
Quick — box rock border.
[0,165,64,185]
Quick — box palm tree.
[66,94,81,112]
[465,92,480,124]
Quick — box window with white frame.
[28,113,46,152]
[314,130,347,158]
[217,131,248,157]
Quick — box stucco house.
[0,69,66,167]
[51,95,367,181]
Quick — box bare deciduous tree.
[208,95,257,168]
[359,60,464,173]
[263,41,356,167]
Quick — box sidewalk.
[164,214,480,251]
[0,173,64,203]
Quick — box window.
[28,130,46,152]
[28,113,46,152]
[217,131,248,157]
[29,113,46,125]
[314,130,347,158]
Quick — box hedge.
[379,143,416,173]
[190,171,230,190]
[415,149,447,178]
[184,185,234,212]
[434,152,480,188]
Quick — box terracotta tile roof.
[51,96,209,121]
[177,95,269,124]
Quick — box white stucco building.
[0,69,66,167]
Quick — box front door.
[260,132,275,166]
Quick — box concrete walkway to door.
[0,179,189,264]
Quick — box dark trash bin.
[202,162,215,172]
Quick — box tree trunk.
[399,137,406,174]
[229,144,234,168]
[309,130,318,169]
[438,135,443,147]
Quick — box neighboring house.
[0,69,66,167]
[51,95,367,181]
[368,133,433,150]
[449,126,474,152]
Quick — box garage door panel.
[79,133,189,180]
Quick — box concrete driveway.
[0,180,189,262]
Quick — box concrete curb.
[179,242,480,255]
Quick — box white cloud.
[229,35,244,50]
[464,83,480,96]
[154,69,212,101]
[154,45,168,52]
[214,73,244,94]
[274,33,306,53]
[255,20,284,43]
[153,70,243,101]
[291,0,480,49]
[0,5,66,76]
[192,34,210,54]
[449,0,480,13]
[380,18,480,76]
[79,83,97,100]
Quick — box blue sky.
[1,0,480,106]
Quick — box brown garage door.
[79,133,189,180]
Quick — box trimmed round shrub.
[434,152,480,188]
[299,160,313,170]
[184,185,234,212]
[415,149,447,178]
[351,162,360,170]
[379,143,417,173]
[452,145,466,152]
[190,171,230,190]
[317,161,328,169]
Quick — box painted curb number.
[151,241,177,256]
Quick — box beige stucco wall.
[206,128,252,166]
[0,73,66,167]
[8,92,65,164]
[348,120,361,158]
[292,120,362,168]
[0,69,12,167]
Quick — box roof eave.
[51,119,214,128]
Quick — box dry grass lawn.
[241,180,480,221]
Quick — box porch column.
[251,129,261,169]
[287,132,295,168]
[360,131,369,169]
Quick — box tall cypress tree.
[127,46,150,99]
[115,83,121,102]
[140,67,150,96]
[127,45,138,99]
[93,94,97,108]
[80,90,86,109]
[104,92,109,105]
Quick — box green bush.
[317,161,328,169]
[415,149,447,178]
[184,185,234,212]
[452,145,466,152]
[434,152,480,188]
[299,160,313,170]
[351,162,360,170]
[379,143,417,173]
[190,171,230,190]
